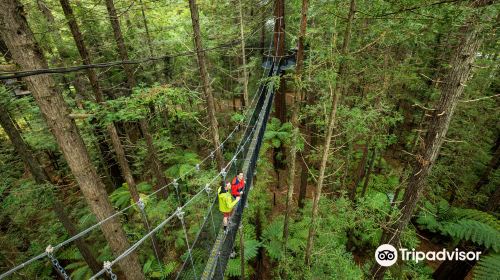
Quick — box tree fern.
[452,208,500,231]
[226,258,255,277]
[442,220,500,252]
[262,218,284,260]
[474,253,500,280]
[243,239,261,261]
[417,201,500,252]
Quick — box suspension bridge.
[0,19,288,277]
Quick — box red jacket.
[231,177,245,197]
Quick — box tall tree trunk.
[0,2,145,278]
[361,148,376,197]
[283,0,308,249]
[188,0,224,171]
[59,0,124,191]
[485,183,500,212]
[0,102,101,275]
[475,132,500,191]
[107,123,141,202]
[295,0,308,75]
[297,149,309,209]
[273,0,286,123]
[139,119,168,198]
[238,0,249,108]
[349,144,369,201]
[371,4,489,279]
[260,6,266,56]
[104,0,136,94]
[432,243,479,280]
[138,0,154,57]
[304,0,355,265]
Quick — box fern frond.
[452,208,500,231]
[442,220,500,252]
[474,253,500,280]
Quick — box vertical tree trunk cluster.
[0,103,102,274]
[304,0,356,265]
[59,0,124,192]
[273,0,287,124]
[371,3,489,279]
[104,0,136,93]
[283,0,308,250]
[188,0,224,171]
[0,1,145,278]
[238,0,249,108]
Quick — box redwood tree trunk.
[139,119,168,198]
[237,0,249,108]
[283,0,309,249]
[475,132,500,191]
[272,0,286,123]
[104,0,136,94]
[361,148,376,197]
[371,4,488,279]
[59,0,125,190]
[188,0,224,171]
[107,123,141,202]
[0,2,145,278]
[485,183,500,212]
[349,144,369,201]
[297,148,309,209]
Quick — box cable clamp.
[195,164,200,171]
[173,179,179,189]
[103,261,112,271]
[103,261,117,280]
[46,245,70,280]
[204,183,212,194]
[45,245,54,255]
[221,168,227,179]
[137,198,145,211]
[176,207,185,220]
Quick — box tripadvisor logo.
[375,244,482,267]
[375,244,398,267]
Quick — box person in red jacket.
[231,171,245,198]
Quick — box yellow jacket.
[218,187,238,213]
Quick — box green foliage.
[417,200,500,252]
[110,182,152,210]
[264,118,293,149]
[262,218,284,260]
[143,257,176,279]
[225,239,260,277]
[1,0,498,279]
[164,152,200,180]
[474,253,500,280]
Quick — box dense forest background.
[0,0,499,279]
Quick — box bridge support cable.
[137,198,164,276]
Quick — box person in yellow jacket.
[218,181,241,233]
